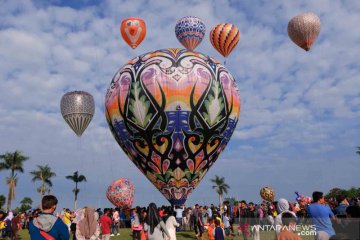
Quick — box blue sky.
[0,0,359,210]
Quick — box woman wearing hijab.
[76,207,100,240]
[11,212,22,239]
[165,207,179,240]
[274,198,297,235]
[144,203,170,240]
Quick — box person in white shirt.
[111,209,120,236]
[165,208,180,240]
[206,206,212,221]
[274,198,297,235]
[174,205,184,232]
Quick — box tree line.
[0,150,87,212]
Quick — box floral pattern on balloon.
[106,178,135,209]
[105,48,240,205]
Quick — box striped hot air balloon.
[60,91,95,137]
[175,16,206,51]
[288,12,321,51]
[210,23,240,58]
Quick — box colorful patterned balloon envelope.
[295,191,312,204]
[105,48,240,205]
[260,186,275,202]
[210,23,240,58]
[120,17,146,49]
[60,91,95,137]
[175,16,206,51]
[288,12,321,51]
[106,178,135,209]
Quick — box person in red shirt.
[99,209,112,240]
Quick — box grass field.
[16,228,314,240]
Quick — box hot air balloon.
[106,178,135,209]
[287,12,321,51]
[295,191,312,204]
[60,91,95,137]
[210,23,240,58]
[105,48,240,205]
[120,17,146,49]
[260,186,275,202]
[175,16,206,51]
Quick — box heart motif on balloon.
[105,48,240,205]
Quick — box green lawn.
[17,228,314,240]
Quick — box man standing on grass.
[99,208,112,240]
[238,200,249,240]
[29,195,69,240]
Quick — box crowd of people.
[0,192,359,240]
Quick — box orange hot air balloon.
[288,12,320,51]
[210,23,240,58]
[120,17,146,49]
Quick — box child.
[207,219,215,240]
[213,219,225,240]
[222,212,231,236]
[276,212,302,240]
[131,208,142,240]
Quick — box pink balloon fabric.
[106,178,135,209]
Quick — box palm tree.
[66,171,87,210]
[211,175,230,212]
[0,150,29,212]
[30,165,56,201]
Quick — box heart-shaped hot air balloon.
[60,91,95,137]
[260,186,275,202]
[287,12,321,51]
[175,16,206,51]
[120,17,146,49]
[105,48,240,205]
[210,23,240,58]
[106,178,135,209]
